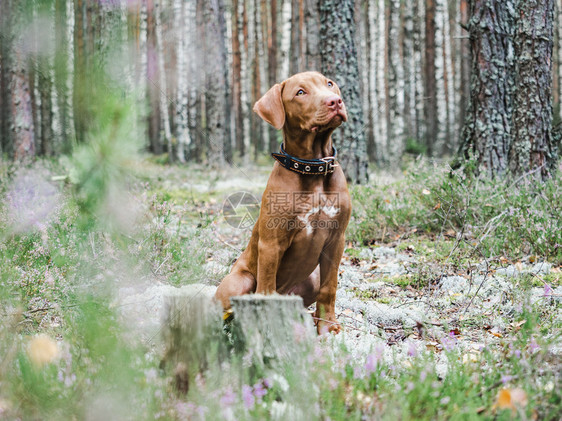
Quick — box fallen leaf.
[433,202,441,210]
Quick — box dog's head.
[253,71,347,133]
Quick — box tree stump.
[230,294,315,367]
[161,292,225,391]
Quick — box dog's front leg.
[255,237,284,294]
[315,234,346,334]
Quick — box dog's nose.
[326,96,343,109]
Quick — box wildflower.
[263,378,273,388]
[220,387,236,407]
[27,334,59,368]
[501,375,513,384]
[293,322,308,342]
[440,396,450,405]
[405,382,415,393]
[253,382,267,402]
[365,353,378,375]
[494,388,528,412]
[407,340,419,358]
[544,283,553,297]
[242,385,255,409]
[420,370,427,382]
[528,337,540,354]
[353,366,363,379]
[442,331,457,352]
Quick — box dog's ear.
[253,83,285,130]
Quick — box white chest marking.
[297,206,340,235]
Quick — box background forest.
[1,0,561,180]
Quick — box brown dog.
[215,71,351,334]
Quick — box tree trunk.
[458,0,471,142]
[11,49,36,161]
[146,0,162,154]
[461,0,516,178]
[232,0,245,157]
[268,0,279,152]
[509,0,557,178]
[0,0,13,155]
[554,0,562,124]
[203,0,230,164]
[387,0,405,163]
[304,0,321,71]
[319,0,368,184]
[55,0,70,153]
[424,0,438,156]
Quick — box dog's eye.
[327,81,334,87]
[296,89,305,96]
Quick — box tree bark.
[458,0,471,141]
[319,0,368,184]
[461,0,516,177]
[146,0,162,154]
[203,0,230,164]
[268,0,279,152]
[424,0,438,156]
[0,0,13,155]
[232,0,245,157]
[509,0,557,178]
[11,48,36,161]
[387,0,405,163]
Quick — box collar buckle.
[320,156,338,175]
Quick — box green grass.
[0,154,560,419]
[349,159,562,265]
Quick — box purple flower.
[242,385,255,409]
[442,332,457,352]
[220,387,236,407]
[353,366,363,379]
[501,374,513,384]
[253,382,267,401]
[407,340,419,358]
[263,378,273,388]
[365,353,377,375]
[544,283,553,297]
[529,337,540,354]
[440,396,450,405]
[420,370,427,382]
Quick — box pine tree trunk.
[402,0,416,144]
[55,0,70,152]
[250,0,262,160]
[73,0,88,143]
[458,0,471,142]
[304,0,320,71]
[0,0,13,155]
[554,0,562,124]
[146,0,162,154]
[424,0,438,156]
[319,0,368,184]
[203,0,230,164]
[232,0,245,157]
[461,0,516,177]
[11,48,36,161]
[509,0,556,178]
[268,0,279,152]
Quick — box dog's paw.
[316,317,342,335]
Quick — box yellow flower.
[27,334,59,368]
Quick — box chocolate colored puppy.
[215,71,351,334]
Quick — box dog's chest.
[266,191,342,236]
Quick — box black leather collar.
[271,144,338,175]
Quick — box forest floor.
[1,157,561,420]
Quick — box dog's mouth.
[310,110,347,132]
